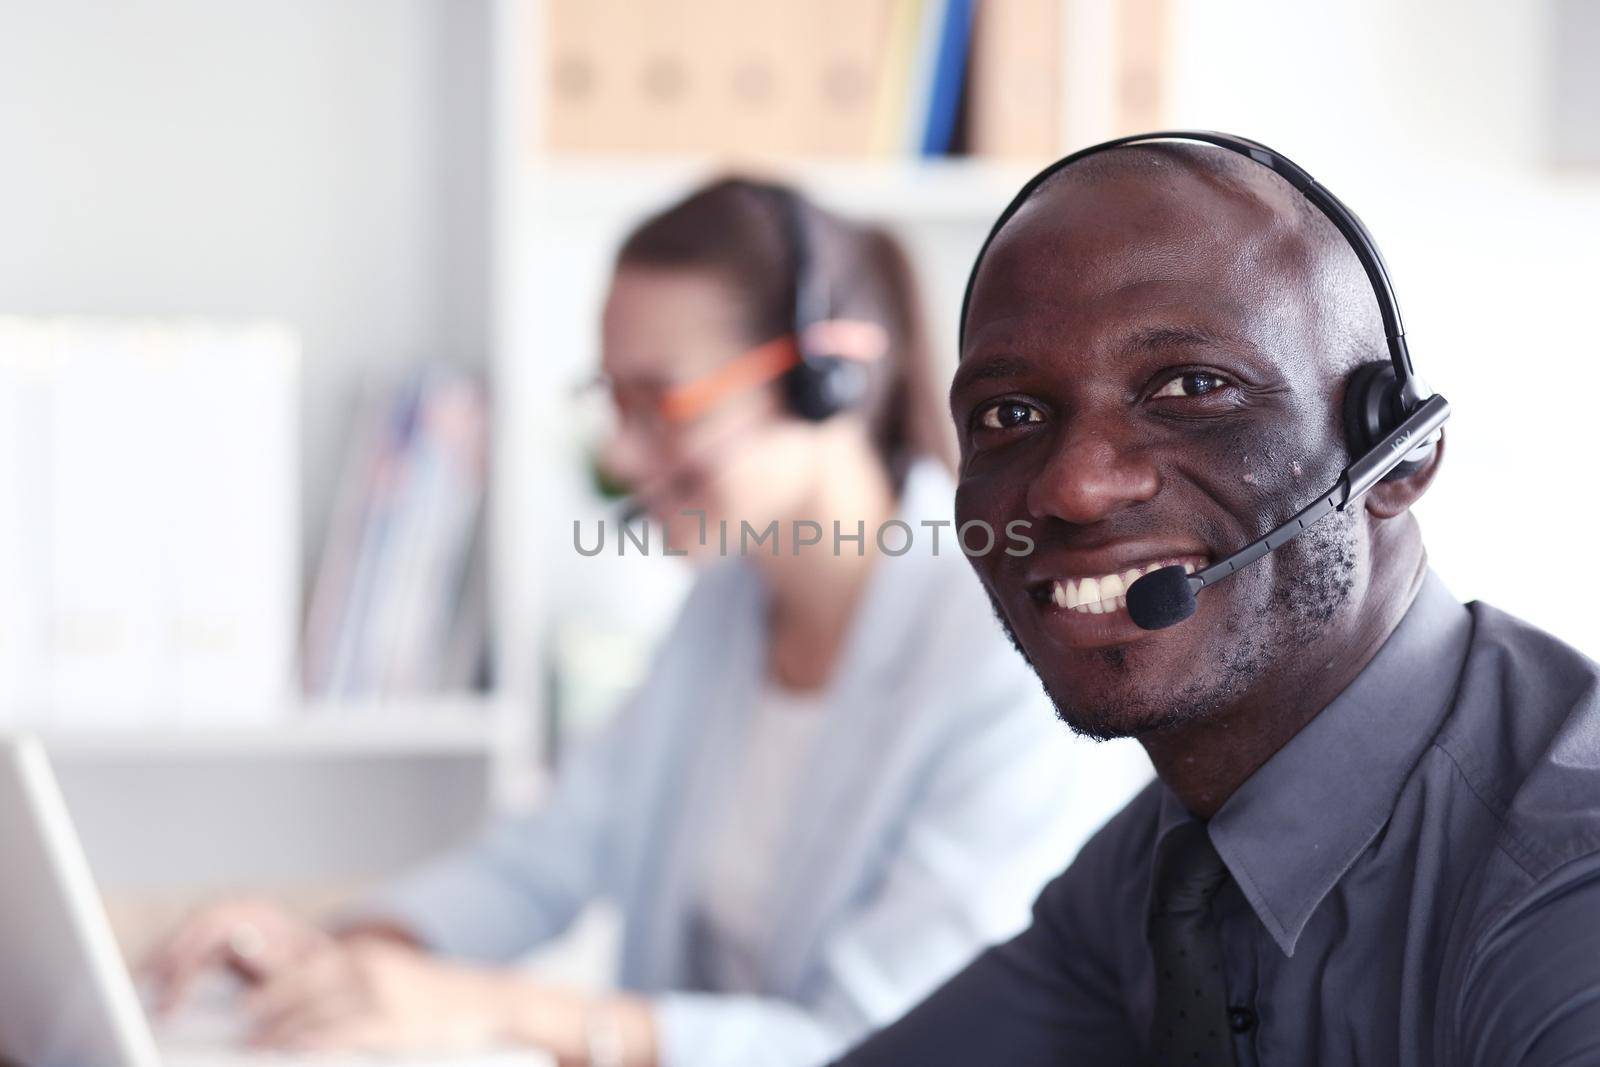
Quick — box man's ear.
[1364,430,1446,519]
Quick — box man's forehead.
[972,195,1248,329]
[964,175,1295,347]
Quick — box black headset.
[958,129,1440,479]
[956,131,1453,631]
[610,183,874,526]
[765,184,873,422]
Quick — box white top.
[693,680,831,992]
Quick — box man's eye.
[1152,371,1229,399]
[978,400,1044,430]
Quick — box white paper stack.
[0,318,299,728]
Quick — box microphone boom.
[1126,394,1450,631]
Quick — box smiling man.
[831,136,1600,1066]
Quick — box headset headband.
[958,131,1426,409]
[764,184,828,356]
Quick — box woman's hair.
[615,177,956,487]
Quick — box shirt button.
[1228,1006,1257,1034]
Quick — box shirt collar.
[1155,570,1473,957]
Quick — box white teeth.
[1046,559,1206,615]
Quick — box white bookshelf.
[38,698,512,760]
[31,698,539,798]
[36,694,547,893]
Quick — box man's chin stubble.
[980,514,1357,743]
[1050,640,1268,742]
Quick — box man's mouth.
[1027,556,1208,616]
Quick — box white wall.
[1166,0,1600,656]
[0,0,495,890]
[0,0,490,572]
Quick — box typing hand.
[140,897,333,1014]
[240,939,517,1053]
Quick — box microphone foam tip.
[1126,565,1198,631]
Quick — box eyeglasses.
[579,317,889,440]
[579,334,803,439]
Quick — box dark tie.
[1148,822,1237,1067]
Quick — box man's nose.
[1025,416,1160,525]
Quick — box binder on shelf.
[48,326,168,723]
[901,0,947,154]
[303,367,489,703]
[316,376,425,698]
[1057,0,1173,149]
[301,375,393,700]
[1115,0,1170,137]
[679,0,796,159]
[868,0,924,155]
[364,375,489,696]
[538,0,1167,161]
[544,0,902,159]
[0,318,298,728]
[160,325,300,718]
[800,0,895,157]
[918,0,975,157]
[544,0,663,154]
[967,0,1062,159]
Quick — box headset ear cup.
[1342,360,1433,480]
[784,355,868,422]
[1342,361,1396,454]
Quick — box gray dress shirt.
[834,572,1600,1065]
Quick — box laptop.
[0,734,550,1067]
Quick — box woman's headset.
[763,184,882,422]
[642,183,888,429]
[605,183,889,520]
[957,130,1442,478]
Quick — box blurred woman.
[145,178,1147,1067]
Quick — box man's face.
[953,168,1366,740]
